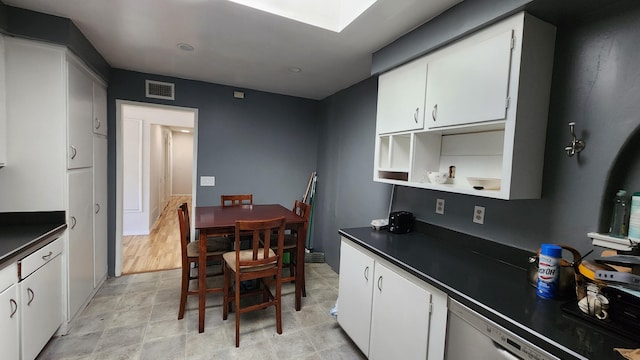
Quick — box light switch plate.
[436,199,445,214]
[473,206,485,224]
[200,176,215,186]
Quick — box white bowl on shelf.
[467,177,501,190]
[427,171,449,184]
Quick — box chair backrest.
[221,194,253,207]
[177,203,190,259]
[234,217,286,269]
[292,200,311,221]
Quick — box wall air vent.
[145,80,175,100]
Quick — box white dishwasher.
[445,299,559,360]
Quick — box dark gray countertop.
[339,224,639,360]
[0,211,66,266]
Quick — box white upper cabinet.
[374,12,556,200]
[67,60,94,169]
[93,83,107,136]
[376,57,428,134]
[425,29,513,128]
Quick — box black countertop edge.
[338,225,638,360]
[1,211,67,267]
[0,211,65,225]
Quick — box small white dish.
[467,177,501,190]
[371,218,388,230]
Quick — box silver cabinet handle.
[70,216,77,229]
[95,203,101,214]
[432,104,438,121]
[95,117,101,130]
[377,276,383,291]
[70,145,77,159]
[414,107,419,123]
[41,251,53,261]
[27,288,35,306]
[364,266,369,281]
[9,299,17,318]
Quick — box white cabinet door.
[68,168,94,319]
[369,262,432,360]
[92,83,107,136]
[20,254,63,360]
[93,135,108,287]
[0,284,18,360]
[376,57,428,134]
[0,35,6,167]
[67,61,94,169]
[426,29,513,128]
[337,240,375,357]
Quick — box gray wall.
[8,0,640,274]
[314,77,391,269]
[107,69,319,274]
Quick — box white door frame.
[115,100,198,276]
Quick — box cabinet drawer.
[0,262,17,293]
[19,238,63,280]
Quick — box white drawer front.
[0,262,17,293]
[20,238,63,279]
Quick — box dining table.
[193,203,308,333]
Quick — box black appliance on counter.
[388,211,415,234]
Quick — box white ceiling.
[5,0,462,100]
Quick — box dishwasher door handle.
[493,342,521,360]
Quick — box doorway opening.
[115,100,198,276]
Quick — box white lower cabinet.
[68,169,95,319]
[338,238,447,359]
[19,238,64,360]
[0,262,19,360]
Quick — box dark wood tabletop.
[194,204,306,233]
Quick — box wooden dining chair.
[280,200,310,296]
[177,203,230,321]
[221,194,254,244]
[221,194,253,207]
[222,216,286,347]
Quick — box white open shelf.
[588,232,639,251]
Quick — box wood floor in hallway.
[122,195,191,274]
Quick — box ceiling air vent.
[145,80,175,100]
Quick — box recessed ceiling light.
[289,67,302,73]
[177,43,195,51]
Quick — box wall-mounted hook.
[565,122,586,157]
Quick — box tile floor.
[37,263,365,360]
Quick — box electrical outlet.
[473,206,485,224]
[200,176,215,186]
[436,198,445,214]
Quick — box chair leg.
[276,276,282,335]
[178,264,188,320]
[290,250,306,297]
[235,273,241,347]
[301,261,306,297]
[223,265,229,320]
